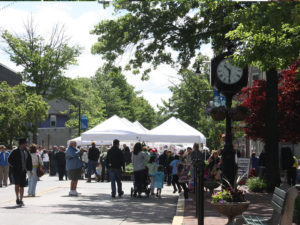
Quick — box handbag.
[36,155,45,177]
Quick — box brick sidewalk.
[183,191,274,225]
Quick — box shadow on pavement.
[2,205,22,210]
[49,193,178,224]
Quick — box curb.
[172,193,185,225]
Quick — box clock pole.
[222,93,236,186]
[211,52,248,187]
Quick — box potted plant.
[210,106,226,121]
[230,105,249,121]
[211,174,250,225]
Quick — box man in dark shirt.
[8,139,32,206]
[49,145,58,176]
[55,146,66,181]
[87,142,100,182]
[107,139,125,198]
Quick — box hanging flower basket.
[210,106,226,121]
[230,106,249,121]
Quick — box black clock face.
[217,59,243,85]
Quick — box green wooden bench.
[243,185,298,225]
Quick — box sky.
[0,2,213,109]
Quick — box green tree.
[92,0,299,190]
[92,64,157,129]
[63,78,106,133]
[0,82,49,147]
[226,2,300,191]
[1,20,81,98]
[158,55,225,150]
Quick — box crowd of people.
[0,138,299,206]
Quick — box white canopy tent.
[81,115,143,143]
[67,136,82,146]
[141,117,206,144]
[67,136,112,147]
[70,115,206,148]
[133,121,149,133]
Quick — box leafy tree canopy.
[242,60,300,143]
[158,54,225,149]
[1,21,82,98]
[92,64,157,129]
[0,82,49,147]
[63,77,106,130]
[226,2,300,71]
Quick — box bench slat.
[243,187,290,225]
[273,187,287,199]
[271,188,287,214]
[271,194,285,207]
[243,214,268,225]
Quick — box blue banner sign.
[213,89,226,107]
[81,115,88,130]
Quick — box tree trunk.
[265,68,281,192]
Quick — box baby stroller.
[130,168,151,198]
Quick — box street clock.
[211,52,248,96]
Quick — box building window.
[50,115,56,127]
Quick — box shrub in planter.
[246,177,266,192]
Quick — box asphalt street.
[0,175,178,225]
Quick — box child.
[177,163,191,199]
[154,165,164,198]
[147,156,158,195]
[169,155,182,193]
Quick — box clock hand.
[224,63,232,83]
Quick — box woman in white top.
[132,142,148,197]
[42,150,49,173]
[28,144,43,197]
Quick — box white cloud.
[0,3,213,110]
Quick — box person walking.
[258,149,266,178]
[49,146,58,176]
[166,151,174,186]
[28,144,43,197]
[132,142,148,197]
[154,165,164,198]
[250,152,258,176]
[55,146,66,181]
[100,147,108,182]
[107,139,125,198]
[123,146,132,165]
[0,145,10,187]
[87,142,100,182]
[159,150,169,184]
[42,150,50,173]
[8,139,32,206]
[66,141,83,196]
[177,163,191,199]
[184,147,192,164]
[147,155,158,195]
